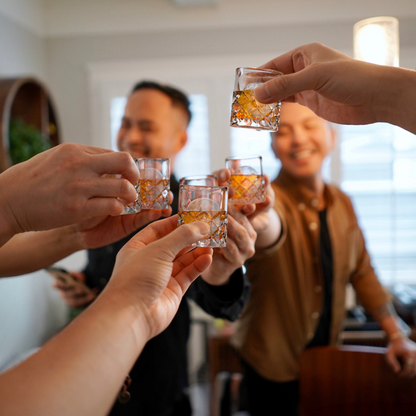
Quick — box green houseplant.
[9,118,52,165]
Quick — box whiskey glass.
[138,158,170,209]
[226,155,265,205]
[178,185,228,248]
[179,174,218,187]
[230,67,282,131]
[103,157,141,215]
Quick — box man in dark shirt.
[56,81,254,416]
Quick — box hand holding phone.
[46,267,97,308]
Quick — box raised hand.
[106,215,213,338]
[0,143,139,240]
[254,42,416,133]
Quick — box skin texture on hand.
[0,143,140,241]
[106,215,213,339]
[0,194,173,278]
[202,168,257,285]
[254,42,416,134]
[0,216,213,416]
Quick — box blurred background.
[0,1,415,414]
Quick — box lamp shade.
[353,16,399,67]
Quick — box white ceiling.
[1,0,416,38]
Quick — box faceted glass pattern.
[138,158,170,210]
[140,178,170,209]
[122,180,141,214]
[229,174,265,205]
[230,90,281,131]
[178,210,228,247]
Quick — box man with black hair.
[55,81,254,416]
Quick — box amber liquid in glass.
[178,210,228,247]
[140,178,169,209]
[230,90,281,131]
[229,174,265,205]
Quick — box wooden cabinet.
[0,77,61,172]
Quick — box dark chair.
[299,345,416,416]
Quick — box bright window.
[340,123,416,286]
[110,94,210,179]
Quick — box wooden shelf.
[0,77,61,172]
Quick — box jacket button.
[311,312,319,319]
[309,222,318,231]
[298,203,306,211]
[315,285,322,293]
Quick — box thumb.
[152,221,210,261]
[254,67,318,104]
[386,349,401,373]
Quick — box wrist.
[98,287,153,347]
[375,66,416,132]
[388,330,408,342]
[201,268,232,286]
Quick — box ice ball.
[233,165,258,175]
[140,167,163,180]
[244,82,262,91]
[187,198,220,212]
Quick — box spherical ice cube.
[244,82,262,91]
[187,198,220,212]
[233,165,258,175]
[140,167,163,180]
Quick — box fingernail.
[254,84,271,101]
[219,170,227,182]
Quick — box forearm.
[376,66,416,134]
[0,226,83,277]
[370,302,404,339]
[255,208,281,248]
[0,290,148,416]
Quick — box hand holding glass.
[178,185,228,248]
[230,67,282,131]
[226,155,265,205]
[139,158,170,209]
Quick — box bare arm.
[0,204,172,277]
[255,42,416,134]
[0,217,213,416]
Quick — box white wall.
[0,10,71,372]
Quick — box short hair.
[130,81,192,126]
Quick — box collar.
[273,169,334,211]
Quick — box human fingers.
[126,216,210,256]
[212,168,231,185]
[228,205,257,238]
[400,354,416,378]
[254,65,324,104]
[89,176,138,204]
[61,291,95,308]
[90,151,140,185]
[221,214,256,261]
[172,247,213,278]
[385,349,401,374]
[172,251,213,294]
[149,221,211,262]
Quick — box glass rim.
[180,184,228,191]
[236,66,283,76]
[138,157,170,162]
[225,155,263,161]
[179,174,218,181]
